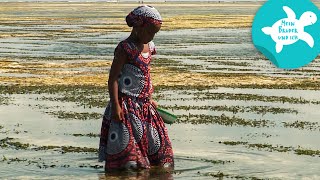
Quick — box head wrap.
[126,5,162,27]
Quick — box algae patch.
[220,141,320,157]
[283,121,320,131]
[0,95,11,105]
[160,105,298,115]
[46,111,102,120]
[70,133,99,138]
[0,137,97,153]
[203,171,267,180]
[192,92,320,104]
[177,114,274,127]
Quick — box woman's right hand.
[111,103,125,122]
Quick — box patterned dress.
[99,39,174,170]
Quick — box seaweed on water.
[214,61,251,67]
[1,156,28,163]
[177,114,274,127]
[155,85,214,91]
[191,91,319,104]
[0,156,69,169]
[41,94,107,108]
[220,141,320,157]
[0,84,106,95]
[78,164,103,169]
[46,111,102,120]
[295,149,320,156]
[200,159,234,164]
[283,121,320,131]
[0,84,108,108]
[0,137,30,150]
[70,133,99,138]
[0,95,11,105]
[202,171,268,180]
[0,137,98,153]
[159,104,298,115]
[219,141,248,146]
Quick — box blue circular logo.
[252,0,320,69]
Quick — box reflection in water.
[98,167,174,180]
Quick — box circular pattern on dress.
[119,64,145,97]
[129,113,143,143]
[106,121,130,155]
[147,124,161,155]
[124,161,138,169]
[123,76,132,87]
[109,132,118,142]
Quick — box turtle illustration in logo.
[262,6,317,53]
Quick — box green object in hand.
[156,108,177,124]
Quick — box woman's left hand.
[150,99,158,108]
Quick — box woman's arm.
[108,45,127,122]
[150,97,158,108]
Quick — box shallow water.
[1,86,320,179]
[1,2,320,179]
[2,27,319,78]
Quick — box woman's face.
[137,23,161,44]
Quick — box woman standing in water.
[98,5,174,171]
